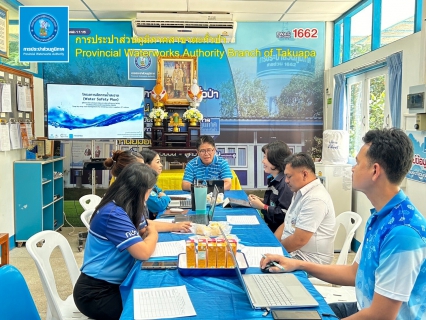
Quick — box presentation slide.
[47,84,144,140]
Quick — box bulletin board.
[0,64,34,134]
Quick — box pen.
[261,254,286,271]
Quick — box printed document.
[150,240,186,257]
[134,285,196,320]
[226,215,259,225]
[242,246,284,267]
[0,83,11,112]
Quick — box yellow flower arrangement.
[148,108,168,120]
[182,108,203,121]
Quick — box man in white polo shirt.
[274,152,335,265]
[182,135,232,191]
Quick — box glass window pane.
[349,81,364,158]
[238,148,247,166]
[368,75,385,130]
[381,0,415,47]
[228,148,235,166]
[350,4,372,59]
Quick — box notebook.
[220,227,319,309]
[174,185,219,225]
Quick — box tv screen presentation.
[47,84,144,140]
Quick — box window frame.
[333,0,422,66]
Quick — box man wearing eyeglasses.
[182,135,233,191]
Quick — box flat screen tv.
[47,84,144,140]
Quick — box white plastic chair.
[80,209,95,230]
[309,211,362,304]
[26,230,90,320]
[78,194,101,211]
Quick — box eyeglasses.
[198,148,215,155]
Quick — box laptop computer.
[222,197,251,208]
[174,185,219,225]
[205,180,224,194]
[168,195,192,208]
[219,227,319,309]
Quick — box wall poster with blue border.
[407,131,426,184]
[19,6,69,63]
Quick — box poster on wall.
[0,5,9,58]
[19,6,69,62]
[43,20,325,188]
[407,131,426,184]
[128,50,158,80]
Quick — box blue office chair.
[0,265,41,320]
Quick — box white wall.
[326,32,426,244]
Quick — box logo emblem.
[30,14,58,42]
[134,57,151,70]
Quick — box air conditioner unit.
[132,13,237,43]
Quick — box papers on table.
[241,246,284,267]
[169,194,191,200]
[150,240,186,257]
[134,285,196,320]
[226,215,259,225]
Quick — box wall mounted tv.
[47,84,144,140]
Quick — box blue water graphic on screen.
[48,107,143,130]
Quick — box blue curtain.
[332,73,346,129]
[386,52,402,128]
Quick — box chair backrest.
[26,230,81,320]
[79,194,101,211]
[334,211,362,265]
[80,209,95,230]
[0,265,41,320]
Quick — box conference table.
[119,191,336,319]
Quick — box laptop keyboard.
[180,199,191,207]
[252,274,296,306]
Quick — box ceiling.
[14,0,362,22]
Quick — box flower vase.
[154,118,163,126]
[189,118,198,126]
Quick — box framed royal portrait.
[0,5,9,59]
[158,56,197,105]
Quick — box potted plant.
[182,107,203,126]
[149,108,168,126]
[307,136,323,162]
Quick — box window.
[346,68,387,157]
[350,4,372,59]
[380,0,415,47]
[216,146,247,167]
[334,0,421,66]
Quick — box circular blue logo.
[134,57,152,70]
[29,14,58,42]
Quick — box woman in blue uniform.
[141,149,171,219]
[73,162,159,320]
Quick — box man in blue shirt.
[261,128,426,320]
[182,135,233,191]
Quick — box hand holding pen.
[261,253,286,272]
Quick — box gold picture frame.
[0,5,9,59]
[158,56,197,105]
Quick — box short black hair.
[262,141,292,172]
[283,152,315,174]
[140,149,159,165]
[362,128,413,184]
[196,135,215,150]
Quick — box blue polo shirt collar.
[370,189,406,217]
[196,154,218,166]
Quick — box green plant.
[306,136,323,160]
